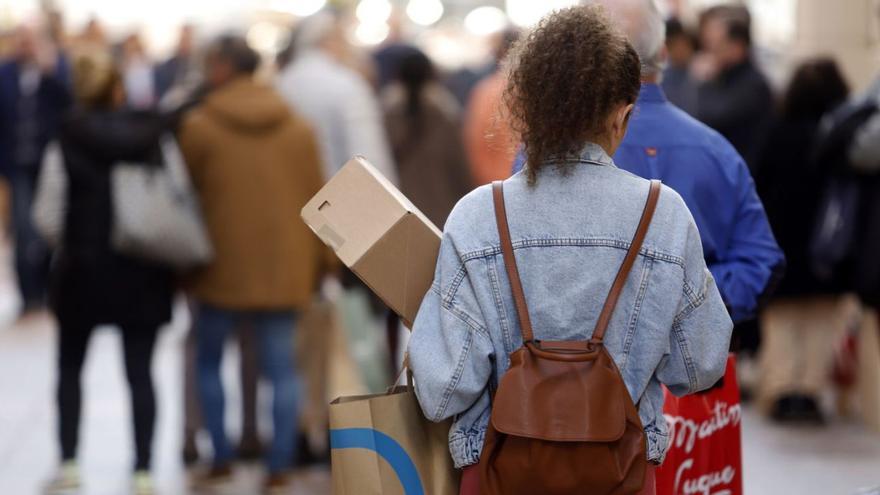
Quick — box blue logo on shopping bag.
[330,428,425,495]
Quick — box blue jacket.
[0,57,72,177]
[410,144,732,467]
[513,84,784,323]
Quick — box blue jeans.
[12,166,50,308]
[195,304,298,473]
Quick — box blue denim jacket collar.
[540,142,617,172]
[577,142,616,167]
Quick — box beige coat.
[179,77,333,310]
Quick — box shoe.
[771,394,825,425]
[44,461,81,494]
[133,470,154,495]
[770,396,795,422]
[236,437,264,462]
[790,395,825,425]
[190,464,234,490]
[293,431,329,468]
[263,473,291,495]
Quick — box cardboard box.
[301,156,442,327]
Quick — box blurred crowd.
[658,4,880,427]
[1,1,879,494]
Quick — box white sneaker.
[133,470,154,495]
[44,461,81,494]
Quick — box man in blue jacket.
[513,0,784,329]
[0,26,71,314]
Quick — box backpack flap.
[490,345,627,443]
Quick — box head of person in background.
[0,30,12,59]
[697,4,750,41]
[71,47,123,110]
[46,9,66,47]
[79,17,107,48]
[700,6,753,71]
[396,50,434,125]
[492,27,521,66]
[589,0,666,83]
[12,25,40,64]
[120,33,147,63]
[175,24,196,59]
[9,23,63,74]
[505,4,641,183]
[665,17,696,70]
[291,10,348,62]
[12,24,51,65]
[781,58,849,122]
[204,35,259,90]
[154,23,202,108]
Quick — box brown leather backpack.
[478,180,661,495]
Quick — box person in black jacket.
[694,6,773,171]
[754,58,853,424]
[44,48,172,495]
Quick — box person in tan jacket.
[178,35,330,493]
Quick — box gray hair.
[584,0,666,77]
[293,10,338,52]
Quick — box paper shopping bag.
[329,386,460,495]
[296,298,336,455]
[656,354,743,495]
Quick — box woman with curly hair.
[407,5,731,494]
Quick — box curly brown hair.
[504,5,641,183]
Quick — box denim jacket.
[408,143,733,468]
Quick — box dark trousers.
[11,166,50,308]
[57,322,159,470]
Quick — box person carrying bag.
[477,180,659,494]
[37,47,178,495]
[110,133,212,268]
[33,132,212,269]
[406,6,733,495]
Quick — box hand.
[320,274,344,302]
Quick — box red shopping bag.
[656,354,743,495]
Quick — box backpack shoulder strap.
[592,180,662,342]
[492,181,535,344]
[492,179,661,345]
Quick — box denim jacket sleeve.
[409,229,495,423]
[656,202,733,396]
